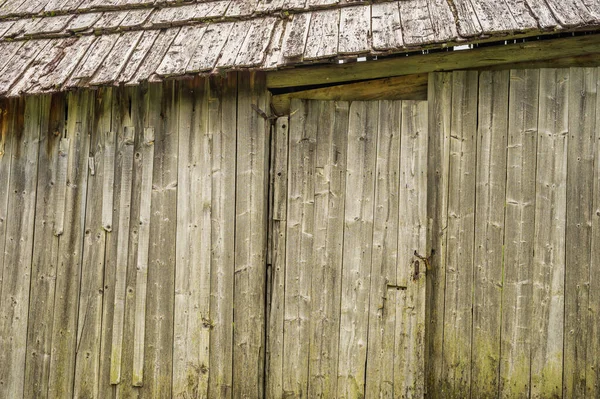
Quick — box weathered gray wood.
[127,28,179,85]
[157,25,206,77]
[102,129,116,231]
[531,68,569,398]
[90,30,143,85]
[94,88,121,398]
[304,9,340,60]
[23,95,64,399]
[0,96,42,399]
[307,100,348,399]
[588,66,600,399]
[208,74,237,399]
[365,100,401,399]
[394,100,428,399]
[281,13,311,59]
[563,67,597,398]
[173,78,211,398]
[267,35,600,89]
[266,116,289,399]
[117,30,160,83]
[425,73,452,399]
[96,87,117,399]
[371,2,403,50]
[109,125,135,384]
[216,21,252,68]
[399,0,436,46]
[441,70,478,396]
[132,125,154,387]
[235,18,277,67]
[187,22,234,73]
[233,72,269,399]
[53,137,69,236]
[47,90,93,399]
[471,70,510,397]
[337,101,378,398]
[499,69,539,398]
[283,99,315,397]
[72,88,107,399]
[139,81,177,398]
[338,5,370,54]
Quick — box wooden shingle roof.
[0,0,599,96]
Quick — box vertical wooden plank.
[283,98,315,397]
[110,124,135,384]
[116,86,145,399]
[173,77,212,398]
[394,100,428,399]
[587,66,600,399]
[0,99,13,339]
[365,100,401,399]
[209,73,237,399]
[96,87,117,399]
[132,125,154,387]
[102,129,115,231]
[531,68,569,399]
[563,67,597,398]
[234,72,269,399]
[0,96,42,399]
[441,70,478,396]
[471,70,510,397]
[266,116,289,399]
[47,90,93,399]
[308,101,348,399]
[499,69,539,398]
[53,137,69,236]
[24,94,65,399]
[139,81,178,398]
[337,101,378,399]
[72,88,109,398]
[425,73,452,399]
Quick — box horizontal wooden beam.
[266,34,600,89]
[271,73,427,115]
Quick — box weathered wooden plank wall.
[426,67,600,398]
[268,99,429,398]
[0,67,599,399]
[0,72,270,399]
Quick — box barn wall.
[0,72,270,399]
[426,68,600,398]
[0,67,599,399]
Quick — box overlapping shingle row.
[0,0,599,97]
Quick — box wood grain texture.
[337,101,378,399]
[208,74,237,399]
[442,70,478,396]
[47,90,93,399]
[233,72,269,399]
[109,124,135,384]
[283,98,315,397]
[365,100,401,399]
[471,70,510,398]
[0,96,42,399]
[394,100,428,399]
[139,81,178,398]
[425,73,452,399]
[588,66,600,399]
[71,88,107,399]
[531,68,569,399]
[308,101,348,399]
[173,78,211,398]
[563,67,597,398]
[499,69,539,398]
[23,94,63,399]
[266,116,289,399]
